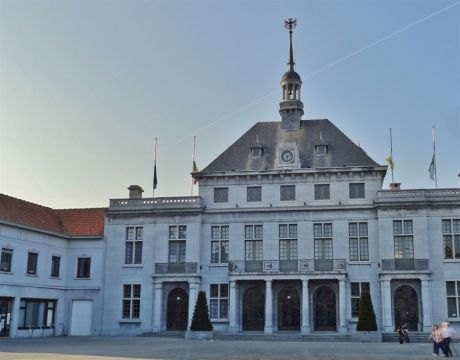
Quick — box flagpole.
[432,126,437,189]
[389,128,394,183]
[153,138,158,197]
[191,136,196,196]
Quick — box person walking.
[428,324,443,356]
[440,321,456,357]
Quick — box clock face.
[281,150,294,163]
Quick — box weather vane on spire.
[284,18,297,70]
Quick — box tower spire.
[285,18,296,71]
[279,18,303,130]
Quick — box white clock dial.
[281,150,294,163]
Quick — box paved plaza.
[0,336,457,360]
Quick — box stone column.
[228,280,238,332]
[264,280,273,333]
[187,281,198,330]
[421,279,433,332]
[381,279,393,332]
[152,282,163,332]
[301,279,310,334]
[338,279,347,333]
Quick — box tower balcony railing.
[380,259,429,271]
[228,259,347,274]
[155,262,198,274]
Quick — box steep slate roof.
[203,119,379,173]
[0,194,105,237]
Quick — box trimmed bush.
[356,291,377,331]
[190,291,213,331]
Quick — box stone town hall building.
[1,21,459,339]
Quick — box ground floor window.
[210,284,228,319]
[446,281,460,318]
[123,284,141,319]
[350,282,370,318]
[18,299,55,329]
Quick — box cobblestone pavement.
[0,336,457,360]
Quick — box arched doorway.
[243,287,265,331]
[277,287,300,331]
[394,285,418,331]
[167,288,188,330]
[313,286,336,331]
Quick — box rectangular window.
[349,222,369,261]
[214,188,228,203]
[393,220,414,259]
[446,281,460,318]
[125,226,143,264]
[280,185,295,201]
[122,284,141,319]
[350,282,370,317]
[245,225,263,271]
[50,256,60,278]
[0,248,12,272]
[210,284,229,319]
[211,225,229,263]
[76,257,91,278]
[349,183,365,199]
[443,219,460,259]
[26,252,38,275]
[314,184,330,200]
[279,224,298,271]
[314,223,333,259]
[247,186,262,202]
[19,299,55,329]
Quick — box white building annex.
[1,20,459,339]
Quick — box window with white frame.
[210,284,228,319]
[50,256,60,278]
[279,224,298,262]
[314,223,333,259]
[350,282,370,317]
[76,257,91,278]
[442,219,460,259]
[123,284,141,319]
[18,299,55,329]
[446,281,460,318]
[211,225,229,263]
[349,222,369,261]
[125,226,143,264]
[245,225,263,271]
[169,225,186,263]
[393,220,414,259]
[0,248,12,272]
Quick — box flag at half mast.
[192,160,199,185]
[428,154,435,181]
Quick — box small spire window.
[251,147,264,158]
[315,145,328,156]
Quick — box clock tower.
[279,18,304,131]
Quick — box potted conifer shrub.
[185,291,213,339]
[355,291,380,342]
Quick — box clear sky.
[1,0,459,209]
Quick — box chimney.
[128,185,144,199]
[389,182,401,191]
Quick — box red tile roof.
[0,194,105,237]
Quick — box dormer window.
[315,145,328,156]
[251,147,264,158]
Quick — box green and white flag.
[386,156,395,172]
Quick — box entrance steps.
[382,332,430,343]
[213,332,353,342]
[138,331,185,338]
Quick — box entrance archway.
[313,286,336,331]
[277,287,300,331]
[243,287,265,331]
[394,285,418,331]
[167,288,188,330]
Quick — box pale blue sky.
[1,0,459,208]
